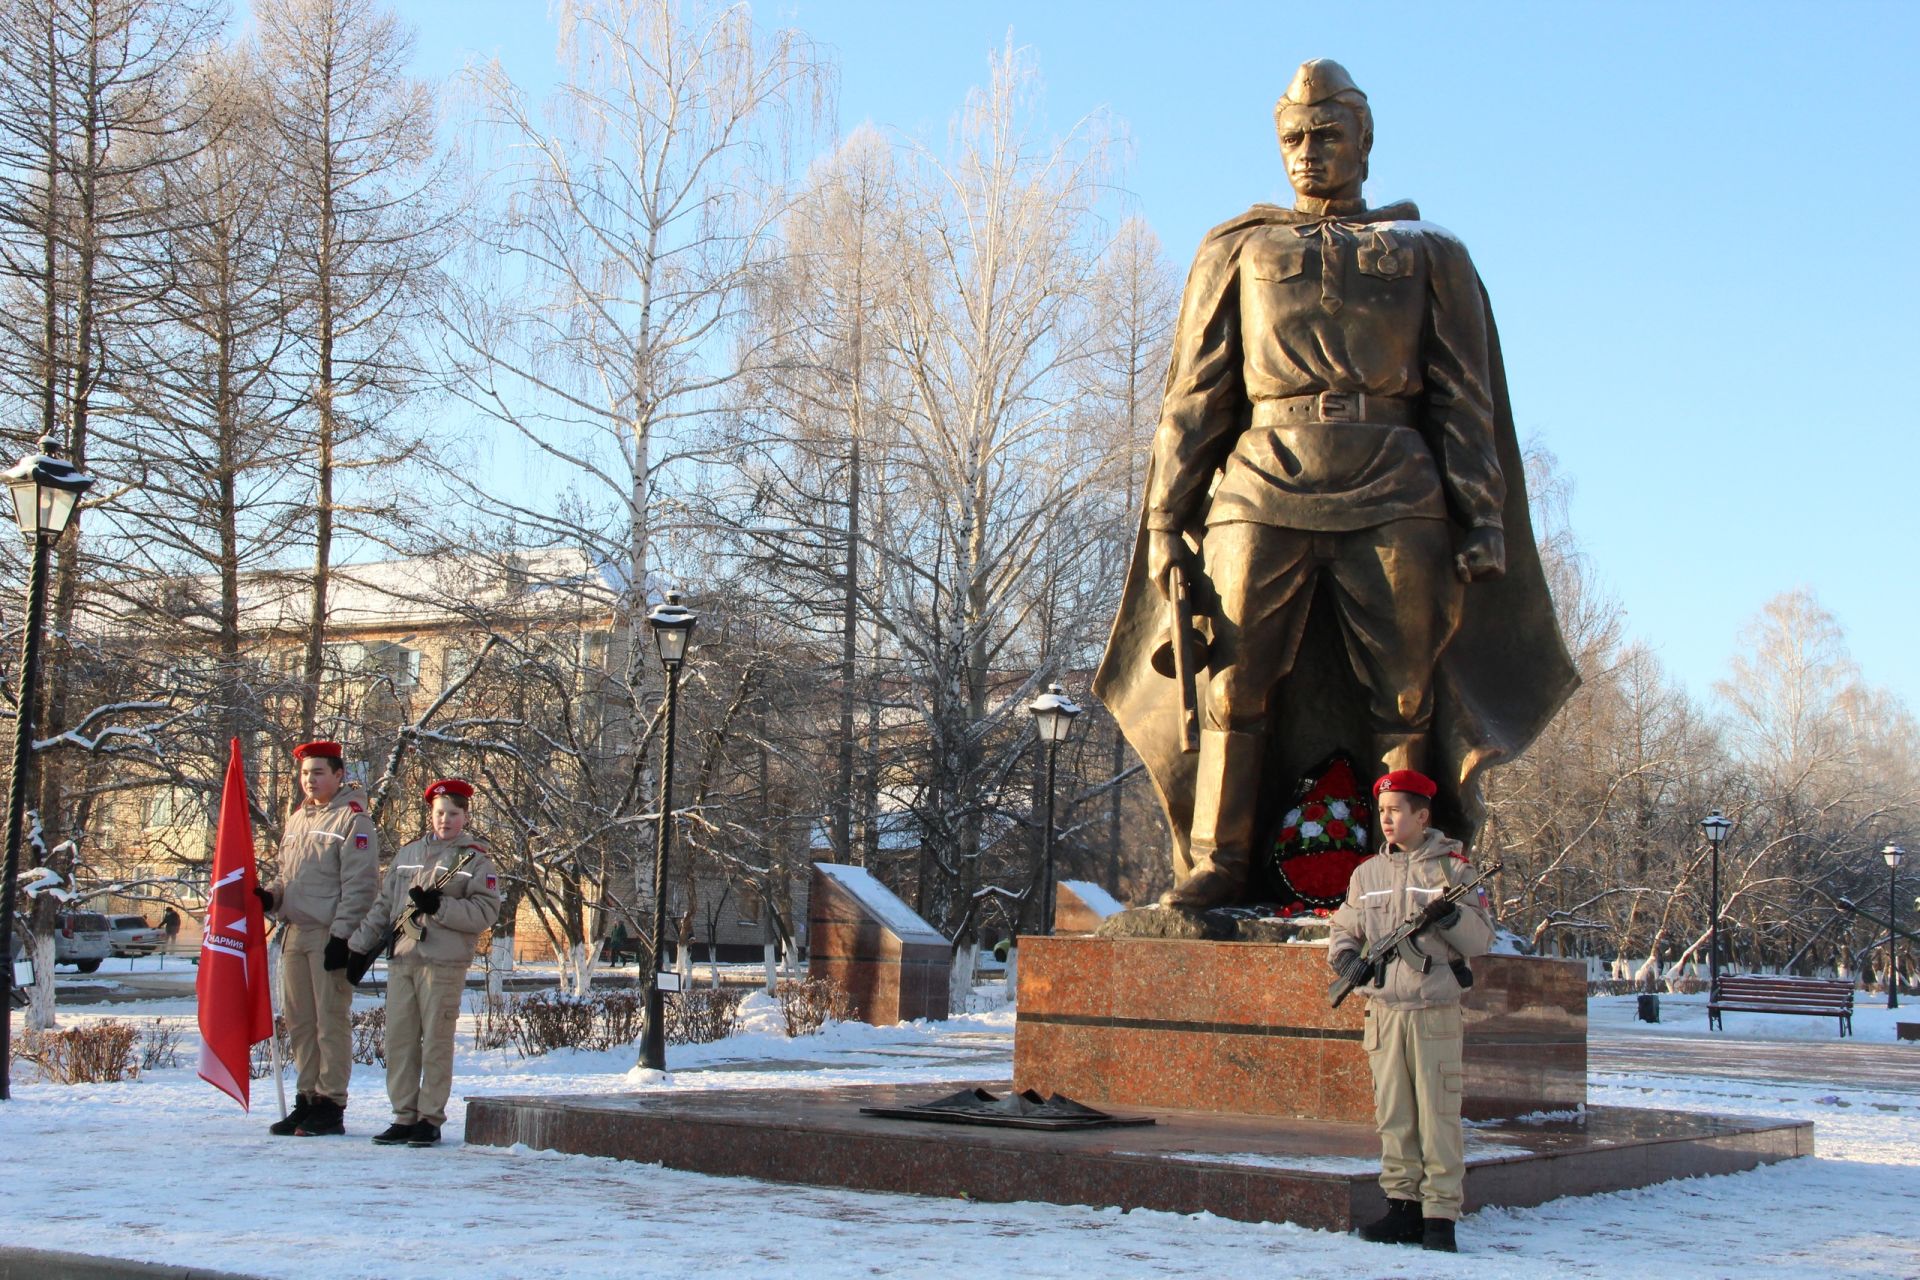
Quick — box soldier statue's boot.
[294,1097,345,1136]
[1422,1217,1458,1252]
[1374,730,1429,779]
[371,1122,415,1146]
[1159,729,1264,911]
[1357,1198,1424,1245]
[268,1092,312,1137]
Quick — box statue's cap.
[1280,59,1366,107]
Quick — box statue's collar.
[1273,197,1420,225]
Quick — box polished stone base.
[1015,937,1585,1123]
[464,1082,1812,1230]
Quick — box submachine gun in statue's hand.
[1327,861,1503,1010]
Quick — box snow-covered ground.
[2,991,1917,1278]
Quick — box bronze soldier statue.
[1094,59,1576,912]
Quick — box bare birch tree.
[253,0,450,742]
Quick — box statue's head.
[1274,59,1372,202]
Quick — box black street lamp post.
[639,590,695,1072]
[1027,683,1080,937]
[0,438,93,1101]
[1884,842,1905,1010]
[1700,808,1734,1004]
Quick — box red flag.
[196,738,273,1109]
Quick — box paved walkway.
[1589,1030,1920,1096]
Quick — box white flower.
[1356,828,1369,847]
[1300,821,1324,838]
[1284,808,1302,826]
[1329,801,1350,820]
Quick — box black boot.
[1357,1198,1423,1245]
[294,1097,345,1136]
[405,1121,441,1147]
[371,1122,415,1146]
[268,1093,312,1137]
[1422,1217,1458,1252]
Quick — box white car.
[54,912,112,972]
[107,914,166,957]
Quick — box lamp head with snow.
[1885,843,1906,869]
[1700,809,1734,848]
[1028,682,1082,744]
[647,590,696,670]
[2,437,92,541]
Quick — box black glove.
[1421,897,1462,930]
[408,885,443,916]
[253,885,276,912]
[1332,950,1373,986]
[323,935,351,971]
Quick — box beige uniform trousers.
[281,923,354,1104]
[1364,1001,1467,1218]
[385,960,467,1126]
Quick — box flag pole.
[266,925,286,1119]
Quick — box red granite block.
[1015,937,1583,1123]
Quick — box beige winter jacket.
[265,783,380,946]
[1328,828,1494,1010]
[348,833,501,967]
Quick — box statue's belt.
[1252,392,1418,428]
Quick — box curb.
[0,1247,265,1280]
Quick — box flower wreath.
[1257,752,1375,916]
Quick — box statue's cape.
[1092,201,1579,876]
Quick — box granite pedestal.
[465,1082,1811,1229]
[1014,937,1585,1123]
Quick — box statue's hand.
[1147,529,1187,598]
[1454,526,1506,583]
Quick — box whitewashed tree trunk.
[27,934,58,1030]
[763,941,778,993]
[488,934,513,1002]
[948,943,977,1014]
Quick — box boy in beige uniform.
[1329,768,1494,1254]
[254,740,380,1137]
[349,778,501,1147]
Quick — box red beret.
[425,778,474,802]
[292,740,343,761]
[1372,769,1438,800]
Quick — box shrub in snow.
[138,1018,184,1071]
[664,988,743,1045]
[351,1007,386,1065]
[20,1020,141,1084]
[504,991,600,1056]
[776,976,854,1037]
[249,1016,291,1080]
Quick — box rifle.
[1327,860,1503,1009]
[1167,563,1201,754]
[345,847,481,986]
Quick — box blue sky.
[397,0,1920,712]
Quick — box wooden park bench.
[1709,974,1854,1036]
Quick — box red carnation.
[1279,826,1298,843]
[1304,803,1327,821]
[1327,819,1349,839]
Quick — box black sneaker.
[1357,1198,1424,1245]
[268,1093,312,1137]
[294,1097,345,1136]
[371,1122,415,1146]
[405,1121,441,1147]
[1422,1217,1458,1252]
